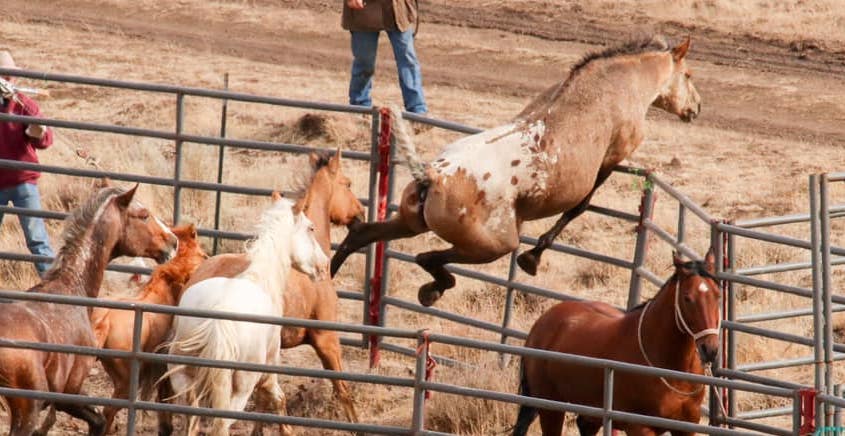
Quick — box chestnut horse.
[166,193,329,436]
[0,184,178,436]
[90,223,208,435]
[182,149,364,425]
[513,250,721,436]
[331,35,701,306]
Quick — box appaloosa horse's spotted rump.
[331,35,701,307]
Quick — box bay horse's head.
[652,36,701,123]
[307,148,365,226]
[672,248,721,365]
[273,192,330,281]
[106,182,179,264]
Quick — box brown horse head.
[652,36,701,122]
[672,248,721,365]
[170,222,209,266]
[307,148,365,226]
[109,184,179,264]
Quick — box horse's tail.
[163,314,238,420]
[512,358,538,436]
[385,105,431,186]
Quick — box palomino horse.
[182,149,364,424]
[165,193,329,436]
[513,250,721,436]
[0,183,178,436]
[90,223,208,435]
[331,35,701,306]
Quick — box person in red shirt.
[0,50,55,276]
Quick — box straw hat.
[0,51,18,70]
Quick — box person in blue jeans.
[0,50,55,276]
[342,0,427,114]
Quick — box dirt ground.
[1,0,844,434]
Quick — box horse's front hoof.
[517,251,540,276]
[418,283,444,307]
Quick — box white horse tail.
[385,104,431,186]
[165,314,238,423]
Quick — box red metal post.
[369,107,393,368]
[799,388,817,435]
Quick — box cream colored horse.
[331,35,701,307]
[165,194,328,436]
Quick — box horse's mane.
[44,187,124,279]
[569,35,669,78]
[239,198,298,307]
[626,260,714,313]
[519,34,670,120]
[287,150,332,199]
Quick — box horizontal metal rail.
[734,204,845,229]
[724,320,845,353]
[383,295,528,340]
[738,353,845,372]
[737,406,792,420]
[738,305,845,323]
[736,256,845,276]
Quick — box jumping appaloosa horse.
[182,149,364,425]
[165,192,329,436]
[0,183,178,436]
[331,35,701,307]
[91,223,208,435]
[513,249,721,436]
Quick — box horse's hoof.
[418,283,444,307]
[517,251,540,276]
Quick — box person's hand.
[347,0,365,10]
[0,77,15,99]
[25,124,46,139]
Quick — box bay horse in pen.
[0,183,178,436]
[181,149,365,427]
[513,249,721,436]
[331,35,701,307]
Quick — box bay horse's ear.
[187,223,197,239]
[672,251,684,268]
[672,35,691,62]
[271,191,283,202]
[93,177,112,190]
[115,183,139,209]
[704,246,717,274]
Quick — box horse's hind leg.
[331,216,421,277]
[416,242,516,306]
[575,415,601,436]
[33,405,56,436]
[8,397,42,436]
[517,169,612,276]
[54,402,106,436]
[537,410,565,436]
[156,375,175,436]
[251,374,294,436]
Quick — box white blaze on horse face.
[434,121,547,230]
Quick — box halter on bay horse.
[90,223,208,435]
[331,35,701,307]
[181,149,364,425]
[165,193,329,436]
[0,183,178,436]
[513,249,721,436]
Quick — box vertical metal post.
[727,231,737,421]
[410,333,429,434]
[125,307,144,436]
[627,181,655,309]
[212,73,229,255]
[820,174,834,426]
[172,93,185,225]
[602,367,614,436]
[362,110,380,346]
[708,220,724,428]
[368,107,393,368]
[835,384,842,430]
[498,251,519,369]
[811,174,825,431]
[376,126,399,345]
[677,203,686,245]
[793,390,804,436]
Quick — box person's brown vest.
[341,0,417,33]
